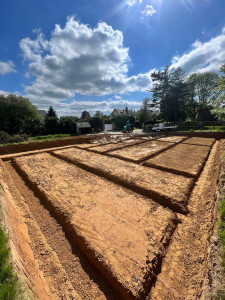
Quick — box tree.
[150,65,170,121]
[58,116,78,133]
[46,106,57,117]
[81,111,90,120]
[150,66,191,122]
[211,64,225,120]
[187,72,219,108]
[93,110,103,119]
[89,117,103,132]
[0,94,39,134]
[44,106,58,134]
[137,98,157,129]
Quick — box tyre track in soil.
[4,161,121,300]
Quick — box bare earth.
[0,135,223,299]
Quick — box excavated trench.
[0,134,224,299]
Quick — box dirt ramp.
[13,153,178,299]
[53,147,194,213]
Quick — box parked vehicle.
[152,123,178,132]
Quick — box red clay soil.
[53,147,194,213]
[182,137,215,146]
[106,140,178,163]
[89,138,150,153]
[74,136,133,149]
[148,140,223,300]
[13,153,177,299]
[0,160,80,299]
[0,135,223,300]
[156,136,187,143]
[143,143,211,178]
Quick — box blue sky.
[0,0,225,116]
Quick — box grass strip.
[219,196,225,268]
[0,226,19,299]
[214,178,225,299]
[0,186,27,300]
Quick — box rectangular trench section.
[143,143,212,178]
[88,138,152,154]
[52,147,194,214]
[106,140,181,163]
[13,153,178,300]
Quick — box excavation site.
[0,134,224,299]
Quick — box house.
[76,122,92,135]
[109,109,125,120]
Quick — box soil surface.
[53,147,193,213]
[144,143,211,178]
[14,153,177,299]
[182,137,215,146]
[107,140,180,163]
[89,138,149,153]
[0,134,223,300]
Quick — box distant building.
[37,110,47,117]
[76,122,92,135]
[109,109,125,120]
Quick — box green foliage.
[211,64,225,121]
[58,116,78,134]
[0,132,29,145]
[113,115,135,130]
[22,118,44,136]
[93,111,103,119]
[150,66,221,123]
[44,106,59,134]
[150,67,191,122]
[89,117,103,133]
[145,124,153,132]
[46,106,57,118]
[81,111,90,120]
[136,108,156,124]
[187,72,219,108]
[30,134,74,141]
[0,94,39,134]
[44,117,58,134]
[0,219,23,299]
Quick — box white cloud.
[37,99,142,117]
[0,61,16,75]
[170,27,225,74]
[20,17,153,105]
[141,5,156,17]
[0,90,22,96]
[127,0,142,6]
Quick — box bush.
[145,124,153,132]
[0,131,29,144]
[0,132,11,144]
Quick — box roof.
[76,122,91,128]
[109,109,124,117]
[37,109,47,117]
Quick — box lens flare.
[181,0,194,10]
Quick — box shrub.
[145,124,153,132]
[0,131,29,144]
[0,132,11,144]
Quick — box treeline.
[0,94,109,143]
[148,64,225,122]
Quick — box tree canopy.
[0,94,39,134]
